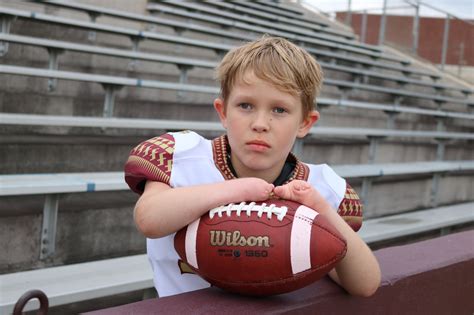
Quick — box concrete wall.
[79,231,474,314]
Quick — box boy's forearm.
[135,178,273,238]
[136,182,237,238]
[317,201,381,297]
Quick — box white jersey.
[124,131,362,297]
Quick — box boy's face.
[214,71,319,183]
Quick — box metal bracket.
[440,226,451,236]
[430,75,440,82]
[178,65,193,84]
[430,173,441,207]
[468,104,474,114]
[434,100,445,111]
[396,81,407,88]
[394,96,404,106]
[383,110,400,129]
[47,48,64,92]
[435,139,446,161]
[361,177,372,207]
[173,26,186,36]
[87,11,101,23]
[317,101,330,112]
[0,15,13,56]
[367,136,386,164]
[352,74,362,84]
[102,84,123,117]
[86,11,101,42]
[401,70,411,78]
[362,74,369,84]
[130,35,143,52]
[177,65,194,100]
[435,116,446,132]
[214,49,226,59]
[339,87,351,100]
[430,138,447,206]
[128,35,144,69]
[146,23,156,32]
[40,194,59,260]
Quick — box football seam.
[294,214,314,225]
[203,218,291,227]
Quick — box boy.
[124,36,381,298]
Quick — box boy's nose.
[251,112,270,132]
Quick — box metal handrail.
[304,0,472,77]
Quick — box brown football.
[174,199,347,296]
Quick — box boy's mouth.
[246,140,271,150]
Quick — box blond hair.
[215,35,323,117]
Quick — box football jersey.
[124,131,363,297]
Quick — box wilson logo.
[209,230,270,248]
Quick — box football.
[174,199,347,296]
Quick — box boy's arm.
[273,181,381,297]
[134,178,274,238]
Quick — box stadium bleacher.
[0,0,472,313]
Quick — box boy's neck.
[229,153,286,184]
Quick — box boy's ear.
[297,110,319,138]
[213,98,227,129]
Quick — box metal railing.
[303,0,473,79]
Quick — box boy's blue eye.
[239,103,252,110]
[273,107,287,114]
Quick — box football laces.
[209,202,288,221]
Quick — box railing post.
[457,42,465,77]
[361,10,368,43]
[378,0,387,45]
[440,14,450,70]
[345,0,352,26]
[412,1,420,55]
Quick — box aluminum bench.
[2,161,472,197]
[0,254,153,314]
[2,64,472,123]
[0,6,439,80]
[202,0,361,43]
[2,112,474,141]
[156,0,354,41]
[40,0,378,59]
[256,0,307,16]
[230,1,311,23]
[148,1,406,63]
[1,32,470,101]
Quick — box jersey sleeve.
[337,183,363,232]
[124,133,175,195]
